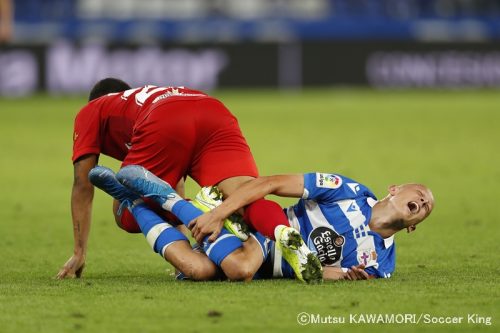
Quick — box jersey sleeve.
[72,103,101,162]
[302,173,370,203]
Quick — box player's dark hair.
[88,78,131,101]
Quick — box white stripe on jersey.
[286,207,301,233]
[337,199,366,229]
[304,200,333,229]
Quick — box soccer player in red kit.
[57,78,310,280]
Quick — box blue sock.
[131,203,188,257]
[170,200,203,227]
[170,199,223,248]
[203,228,243,266]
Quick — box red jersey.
[73,85,258,234]
[72,86,207,162]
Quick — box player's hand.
[188,211,225,244]
[345,264,374,281]
[56,254,86,279]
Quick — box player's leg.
[197,184,322,283]
[186,98,291,241]
[89,166,217,280]
[129,203,217,281]
[112,200,141,233]
[112,198,184,234]
[116,165,273,279]
[219,233,269,281]
[118,166,322,283]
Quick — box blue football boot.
[116,165,181,211]
[88,166,142,214]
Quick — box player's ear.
[388,184,398,196]
[406,225,416,233]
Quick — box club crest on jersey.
[307,227,344,266]
[357,249,377,266]
[316,173,342,189]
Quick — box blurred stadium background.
[1,2,499,333]
[2,0,500,95]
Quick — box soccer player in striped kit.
[88,165,433,281]
[191,172,434,280]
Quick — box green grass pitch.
[0,89,498,333]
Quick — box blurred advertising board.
[1,41,500,96]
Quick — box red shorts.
[122,96,259,187]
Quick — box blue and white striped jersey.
[282,173,396,278]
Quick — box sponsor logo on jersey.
[73,132,79,142]
[347,201,359,212]
[125,142,132,150]
[307,226,344,266]
[357,249,377,266]
[316,173,342,189]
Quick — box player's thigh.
[189,99,259,187]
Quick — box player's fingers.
[190,225,198,238]
[353,266,368,280]
[351,267,363,280]
[56,265,71,279]
[55,270,66,279]
[208,230,220,243]
[351,266,364,279]
[194,230,204,245]
[187,219,197,230]
[346,269,357,280]
[57,269,74,280]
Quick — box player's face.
[388,184,434,232]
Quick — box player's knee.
[183,259,216,281]
[222,254,255,281]
[225,264,254,282]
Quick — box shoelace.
[133,178,177,200]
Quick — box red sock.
[243,198,290,240]
[120,210,142,233]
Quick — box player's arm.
[323,265,375,281]
[189,175,303,241]
[56,154,97,279]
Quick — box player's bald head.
[386,183,434,231]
